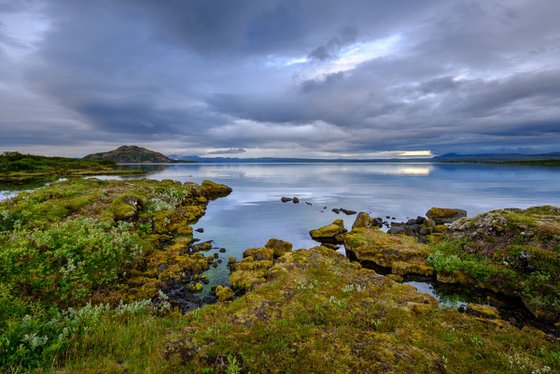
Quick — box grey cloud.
[308,28,358,61]
[1,0,560,156]
[206,148,247,155]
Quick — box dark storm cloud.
[308,28,358,61]
[1,0,559,156]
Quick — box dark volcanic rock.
[292,197,300,204]
[195,228,204,233]
[281,197,292,203]
[340,208,357,215]
[388,225,406,235]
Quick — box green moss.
[433,206,560,321]
[162,247,559,373]
[0,178,231,371]
[344,227,433,276]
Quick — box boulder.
[215,285,234,302]
[281,197,293,203]
[426,207,467,224]
[265,238,293,258]
[344,227,434,276]
[352,212,382,230]
[467,303,500,320]
[292,197,300,204]
[200,180,232,200]
[310,219,347,244]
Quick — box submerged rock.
[426,207,467,224]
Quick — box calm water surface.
[120,162,560,287]
[2,163,559,290]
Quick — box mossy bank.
[0,178,231,370]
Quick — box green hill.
[83,145,174,163]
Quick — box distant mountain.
[169,155,434,163]
[84,145,174,163]
[433,152,560,162]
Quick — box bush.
[0,218,144,305]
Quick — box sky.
[1,0,559,158]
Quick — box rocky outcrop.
[229,239,293,292]
[200,180,232,200]
[426,207,467,224]
[265,238,293,258]
[429,206,560,322]
[167,246,559,374]
[344,227,434,276]
[309,219,347,247]
[352,212,383,230]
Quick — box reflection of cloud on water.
[396,166,431,176]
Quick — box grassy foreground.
[1,179,559,373]
[0,178,231,371]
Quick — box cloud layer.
[1,0,559,157]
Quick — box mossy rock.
[467,303,500,320]
[426,207,467,224]
[309,219,347,243]
[344,227,432,276]
[264,238,293,258]
[242,247,274,261]
[200,180,232,200]
[166,247,559,374]
[187,283,204,293]
[215,285,234,302]
[430,205,560,321]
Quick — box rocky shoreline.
[2,179,560,372]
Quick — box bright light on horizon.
[397,150,432,157]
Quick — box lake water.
[2,162,560,294]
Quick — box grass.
[1,178,559,372]
[161,247,560,373]
[0,151,144,182]
[429,207,560,321]
[0,178,231,372]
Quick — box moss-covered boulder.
[467,303,500,320]
[426,207,467,224]
[229,240,293,292]
[200,180,232,200]
[166,247,559,373]
[309,219,347,245]
[264,238,293,258]
[344,227,434,276]
[352,211,382,230]
[428,206,560,322]
[215,285,234,302]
